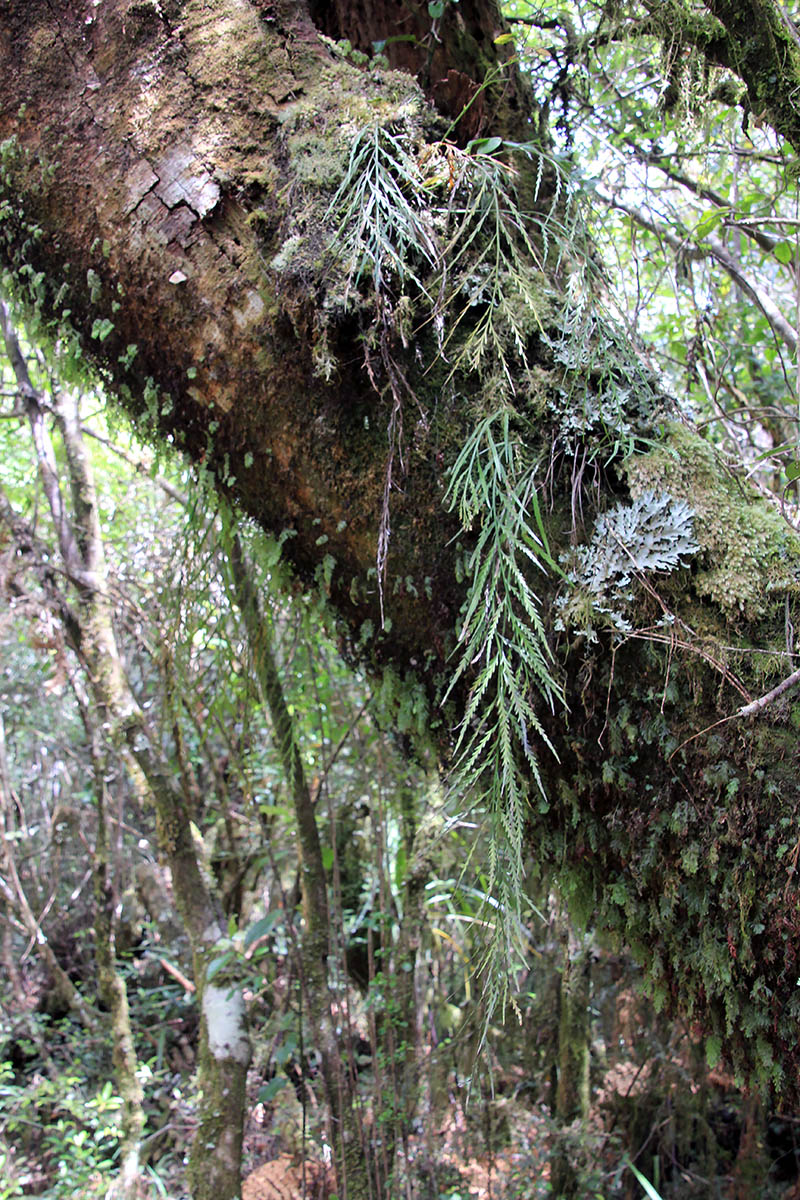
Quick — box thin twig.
[736,665,800,717]
[158,957,196,993]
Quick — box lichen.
[202,983,251,1066]
[625,422,800,615]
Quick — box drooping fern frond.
[432,141,576,387]
[329,126,580,387]
[327,126,577,1010]
[443,409,564,1019]
[328,125,438,302]
[327,126,581,625]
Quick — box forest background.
[3,0,800,1197]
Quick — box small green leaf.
[428,0,445,16]
[786,460,800,482]
[624,1157,664,1200]
[257,1077,288,1102]
[775,240,793,265]
[91,317,114,342]
[206,951,233,982]
[493,32,515,44]
[244,913,282,949]
[467,136,503,155]
[321,845,335,871]
[263,537,282,567]
[275,1036,297,1067]
[694,207,728,239]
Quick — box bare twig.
[159,957,196,994]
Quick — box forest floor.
[241,1099,553,1200]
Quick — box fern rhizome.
[323,116,696,1016]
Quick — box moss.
[625,422,800,615]
[543,602,800,1101]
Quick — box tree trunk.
[550,915,591,1200]
[223,516,374,1199]
[2,0,800,1101]
[88,724,146,1199]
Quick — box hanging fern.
[328,124,578,385]
[327,123,580,1013]
[443,409,564,1015]
[328,125,438,302]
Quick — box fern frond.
[445,410,565,1003]
[329,125,438,302]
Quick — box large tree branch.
[701,0,800,150]
[3,0,800,1102]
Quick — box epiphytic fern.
[444,408,564,1016]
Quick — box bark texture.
[702,0,800,151]
[2,0,800,1102]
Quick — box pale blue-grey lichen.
[558,491,698,637]
[576,491,698,596]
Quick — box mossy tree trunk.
[223,518,375,1199]
[3,0,800,1105]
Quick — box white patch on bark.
[232,289,265,330]
[202,920,224,944]
[155,145,220,217]
[202,984,251,1065]
[123,160,159,216]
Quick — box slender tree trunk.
[550,912,591,1200]
[223,518,374,1199]
[87,722,146,1198]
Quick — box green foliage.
[507,0,800,490]
[330,124,438,301]
[328,118,586,992]
[0,1058,124,1199]
[329,123,576,388]
[443,408,563,1015]
[625,1156,664,1200]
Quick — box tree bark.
[701,0,800,151]
[87,722,146,1199]
[2,0,800,1102]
